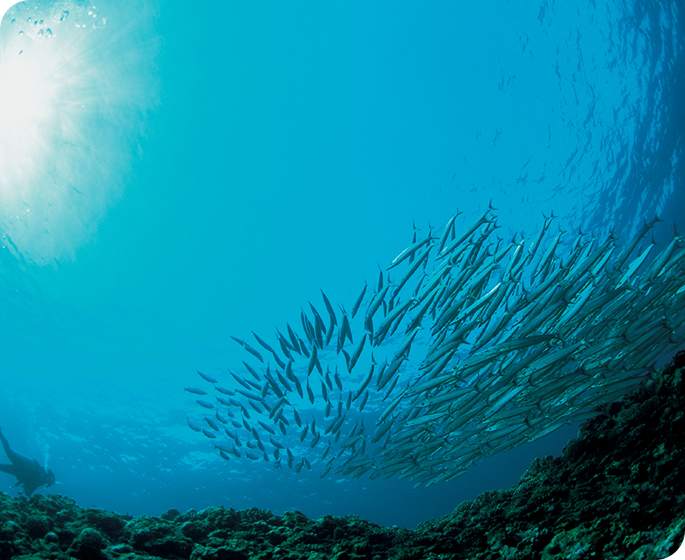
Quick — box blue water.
[0,0,682,529]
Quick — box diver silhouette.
[0,427,55,497]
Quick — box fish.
[213,443,233,454]
[270,436,285,450]
[276,328,297,352]
[265,372,285,399]
[358,390,369,412]
[321,290,337,327]
[197,371,218,384]
[216,396,232,407]
[306,381,315,405]
[286,324,300,351]
[252,331,277,356]
[231,336,265,363]
[614,216,661,271]
[437,212,460,254]
[439,208,494,257]
[307,345,320,376]
[292,371,304,399]
[204,417,219,431]
[275,368,292,393]
[228,370,253,391]
[351,282,367,319]
[235,388,262,402]
[392,245,436,302]
[243,361,261,382]
[301,310,315,346]
[185,208,685,487]
[388,233,435,270]
[347,334,367,373]
[374,297,418,345]
[184,387,207,395]
[186,417,201,432]
[376,354,406,392]
[239,403,251,419]
[258,420,276,435]
[365,285,390,327]
[298,335,311,358]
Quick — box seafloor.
[1,352,684,560]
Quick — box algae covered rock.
[189,544,248,560]
[123,515,194,558]
[66,527,108,560]
[83,508,126,540]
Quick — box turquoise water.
[0,0,682,529]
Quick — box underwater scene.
[0,0,684,558]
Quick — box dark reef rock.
[2,352,684,559]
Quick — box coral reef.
[2,352,684,560]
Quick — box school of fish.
[185,207,685,487]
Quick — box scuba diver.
[0,427,55,497]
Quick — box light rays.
[0,0,160,264]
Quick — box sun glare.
[0,44,55,123]
[0,1,159,265]
[0,30,60,187]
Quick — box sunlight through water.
[0,0,160,265]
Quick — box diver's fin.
[0,464,18,476]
